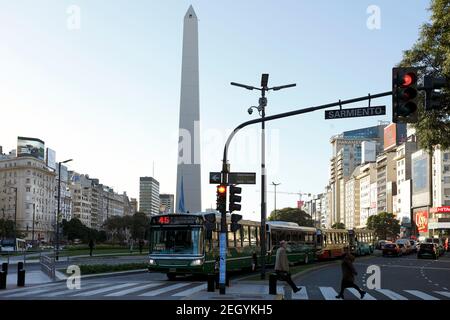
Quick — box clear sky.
[0,0,431,221]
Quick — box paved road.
[1,253,449,300]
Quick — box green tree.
[331,222,346,230]
[62,218,89,242]
[399,0,450,152]
[0,218,15,239]
[131,212,150,240]
[366,212,400,241]
[268,207,314,227]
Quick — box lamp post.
[56,159,72,261]
[32,203,36,247]
[272,182,281,216]
[9,187,18,241]
[231,74,296,280]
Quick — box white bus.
[0,238,27,252]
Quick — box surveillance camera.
[247,108,253,115]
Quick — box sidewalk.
[4,270,53,289]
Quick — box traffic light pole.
[220,90,392,282]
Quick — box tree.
[399,0,450,152]
[331,222,346,230]
[367,212,400,241]
[0,218,15,239]
[62,218,89,242]
[131,212,150,240]
[268,207,314,227]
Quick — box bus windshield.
[150,227,203,255]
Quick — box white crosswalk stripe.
[375,289,408,300]
[319,287,341,300]
[106,283,163,297]
[292,286,308,300]
[172,284,207,297]
[347,288,376,300]
[404,290,440,300]
[139,283,191,297]
[0,282,61,295]
[72,283,138,297]
[435,291,450,298]
[42,283,111,297]
[6,287,62,298]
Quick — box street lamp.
[8,187,18,241]
[56,159,73,261]
[272,182,281,216]
[231,74,296,280]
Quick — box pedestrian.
[138,239,144,254]
[88,239,94,257]
[336,248,366,299]
[274,240,301,293]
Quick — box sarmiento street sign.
[325,106,386,120]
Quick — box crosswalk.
[0,281,449,300]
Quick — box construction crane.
[256,189,312,208]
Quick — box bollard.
[269,273,277,295]
[0,271,6,290]
[207,274,215,292]
[2,262,8,275]
[17,262,25,287]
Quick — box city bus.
[0,238,27,253]
[349,229,376,256]
[148,213,318,279]
[316,229,349,259]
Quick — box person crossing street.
[336,248,366,299]
[275,240,302,293]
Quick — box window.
[243,226,250,247]
[445,188,450,197]
[26,187,31,192]
[444,177,450,184]
[250,226,256,246]
[235,228,242,248]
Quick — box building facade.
[159,194,174,214]
[140,177,160,216]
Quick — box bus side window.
[255,227,259,246]
[249,226,256,246]
[235,228,242,248]
[228,225,234,247]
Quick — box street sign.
[209,172,221,184]
[325,106,386,120]
[229,172,256,185]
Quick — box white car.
[396,239,412,255]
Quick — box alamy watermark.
[66,5,81,30]
[366,5,381,30]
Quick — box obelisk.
[176,5,201,213]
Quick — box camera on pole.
[392,67,420,123]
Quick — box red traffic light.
[217,185,227,194]
[401,72,416,87]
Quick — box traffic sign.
[209,172,221,184]
[325,106,386,120]
[229,172,256,185]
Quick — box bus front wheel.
[167,273,176,281]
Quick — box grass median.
[59,262,148,275]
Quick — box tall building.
[176,5,202,213]
[159,194,174,214]
[375,151,397,213]
[0,155,57,242]
[344,166,361,229]
[357,162,377,228]
[69,172,92,228]
[329,124,387,226]
[139,177,160,216]
[56,164,72,222]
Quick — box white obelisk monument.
[176,6,202,213]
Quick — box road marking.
[404,290,440,300]
[292,286,308,300]
[5,285,67,298]
[139,283,191,297]
[172,284,207,297]
[376,289,408,300]
[42,283,111,297]
[0,282,61,296]
[106,283,162,297]
[319,287,340,300]
[435,291,450,298]
[72,283,137,297]
[348,288,376,300]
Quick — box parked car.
[396,239,413,254]
[418,243,439,259]
[408,240,418,253]
[383,243,402,257]
[425,238,445,256]
[377,240,390,250]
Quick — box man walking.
[88,239,95,257]
[336,248,366,299]
[275,240,301,293]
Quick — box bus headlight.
[149,259,156,265]
[190,259,204,266]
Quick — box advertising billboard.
[361,141,376,164]
[384,124,397,151]
[415,211,429,233]
[17,137,45,161]
[46,148,56,170]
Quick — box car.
[425,238,445,256]
[418,243,439,259]
[409,240,418,253]
[383,243,402,257]
[377,240,390,250]
[396,239,413,255]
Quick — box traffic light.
[229,185,242,212]
[216,184,227,213]
[204,213,216,231]
[392,67,419,123]
[230,213,242,232]
[424,75,447,111]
